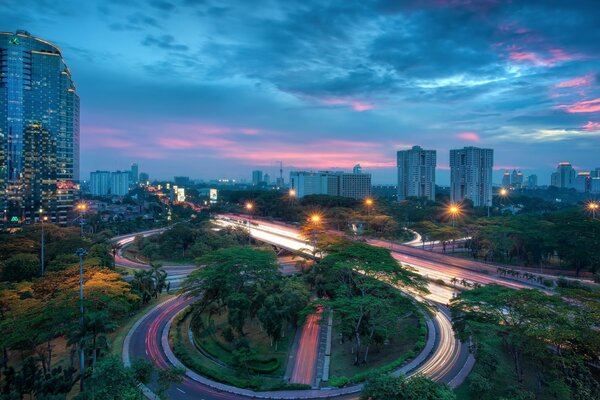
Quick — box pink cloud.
[456,132,480,141]
[157,137,234,149]
[509,48,579,67]
[582,121,600,131]
[321,98,374,112]
[559,98,600,113]
[555,74,594,88]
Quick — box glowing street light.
[588,201,599,219]
[76,203,87,237]
[364,197,374,215]
[308,213,322,250]
[289,189,296,197]
[245,202,254,244]
[499,188,509,197]
[447,203,462,227]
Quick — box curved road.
[116,224,470,399]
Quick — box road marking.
[176,388,186,393]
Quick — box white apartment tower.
[397,146,436,201]
[450,147,493,207]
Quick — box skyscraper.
[450,147,493,207]
[1,30,79,226]
[397,146,436,201]
[511,169,524,188]
[252,170,263,185]
[526,174,538,188]
[502,171,511,188]
[550,162,576,188]
[130,163,139,184]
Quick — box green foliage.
[360,374,456,400]
[1,253,39,282]
[451,284,600,399]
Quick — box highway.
[116,218,483,399]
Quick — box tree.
[360,374,455,400]
[156,367,185,400]
[1,253,40,282]
[313,243,427,365]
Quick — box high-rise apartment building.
[397,146,436,201]
[290,170,371,200]
[252,170,263,185]
[550,162,576,189]
[110,171,130,197]
[139,172,149,183]
[130,163,139,184]
[1,30,79,226]
[90,171,111,196]
[450,147,493,207]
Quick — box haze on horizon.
[2,0,599,184]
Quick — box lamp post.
[39,208,48,276]
[309,214,321,252]
[75,247,88,392]
[589,202,599,219]
[76,203,87,237]
[364,197,374,217]
[245,202,254,244]
[448,203,461,228]
[288,189,296,206]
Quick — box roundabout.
[115,221,474,399]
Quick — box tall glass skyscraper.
[0,30,79,226]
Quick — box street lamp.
[39,208,48,276]
[245,202,254,244]
[588,201,599,219]
[75,247,88,392]
[447,203,461,228]
[76,203,87,237]
[364,198,374,216]
[309,213,321,251]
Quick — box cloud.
[142,34,188,51]
[456,132,480,141]
[555,74,595,88]
[582,121,600,131]
[321,97,375,112]
[559,98,600,113]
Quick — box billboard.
[209,188,218,204]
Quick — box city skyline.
[1,1,599,184]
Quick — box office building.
[574,172,591,193]
[502,171,511,188]
[526,174,538,188]
[1,30,79,226]
[110,171,130,197]
[591,168,600,178]
[591,178,600,194]
[130,163,139,184]
[139,172,149,183]
[450,147,493,207]
[252,170,263,185]
[264,173,271,185]
[397,146,436,201]
[511,169,524,188]
[90,171,111,196]
[289,169,371,200]
[550,162,576,188]
[372,185,398,200]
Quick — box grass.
[171,308,309,391]
[123,245,194,266]
[328,311,425,385]
[193,310,293,376]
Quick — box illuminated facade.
[0,30,79,226]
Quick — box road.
[116,219,478,399]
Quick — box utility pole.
[75,248,88,392]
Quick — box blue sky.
[2,0,600,184]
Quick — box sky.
[1,0,600,184]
